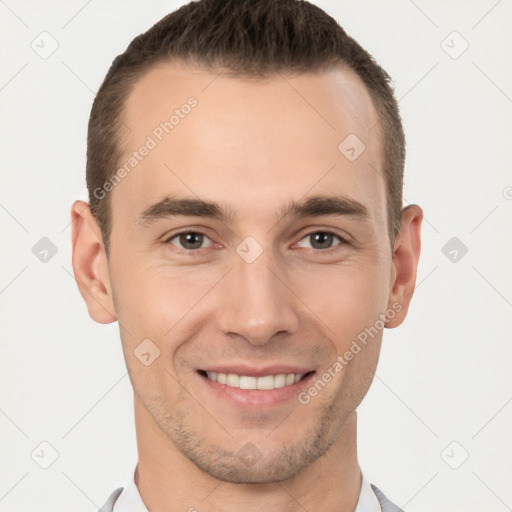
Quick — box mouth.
[197,369,315,390]
[196,367,316,408]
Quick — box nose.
[216,247,300,346]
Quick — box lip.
[198,364,314,377]
[197,369,316,408]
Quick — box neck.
[133,394,362,512]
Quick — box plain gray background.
[0,1,511,510]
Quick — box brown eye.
[168,231,212,250]
[297,231,345,250]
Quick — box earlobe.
[385,204,423,328]
[70,200,117,324]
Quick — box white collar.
[355,470,382,512]
[112,462,148,512]
[113,462,381,512]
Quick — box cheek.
[294,257,391,343]
[109,263,193,403]
[310,264,387,407]
[339,273,387,333]
[110,257,223,351]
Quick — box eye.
[296,231,347,250]
[166,231,214,251]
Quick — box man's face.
[104,62,396,482]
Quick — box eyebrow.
[136,194,369,226]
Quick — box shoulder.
[371,483,405,512]
[97,487,124,512]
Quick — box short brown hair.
[86,0,405,257]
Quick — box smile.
[197,368,316,407]
[204,371,307,390]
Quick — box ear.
[385,204,423,328]
[70,200,117,324]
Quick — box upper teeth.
[206,372,304,390]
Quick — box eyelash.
[164,230,349,254]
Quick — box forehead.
[112,61,385,228]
